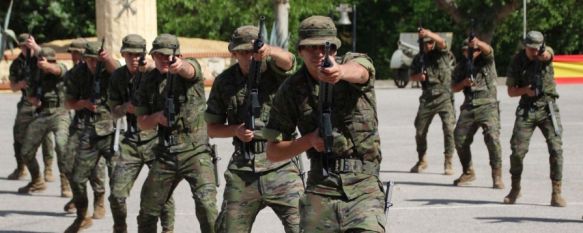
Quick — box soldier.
[64,41,120,232]
[263,16,385,232]
[451,37,504,189]
[503,31,566,207]
[409,28,456,175]
[16,47,68,194]
[134,34,218,233]
[8,33,56,182]
[108,34,175,233]
[206,26,303,233]
[61,38,110,216]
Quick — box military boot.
[43,159,55,182]
[550,181,567,207]
[7,165,28,180]
[92,192,106,219]
[60,174,72,197]
[113,223,128,233]
[503,177,521,204]
[453,167,475,186]
[410,153,428,173]
[64,198,76,214]
[444,155,454,175]
[491,167,505,189]
[17,177,47,194]
[64,207,93,233]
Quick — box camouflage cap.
[298,16,341,49]
[18,33,30,46]
[150,34,180,55]
[83,41,101,58]
[524,31,544,49]
[121,34,146,53]
[67,38,88,53]
[39,47,57,61]
[228,25,259,52]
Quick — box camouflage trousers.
[110,136,175,231]
[300,177,386,233]
[65,128,108,194]
[510,102,563,181]
[454,102,502,172]
[70,132,116,218]
[138,145,218,233]
[216,162,304,233]
[13,100,55,171]
[414,96,456,158]
[20,110,70,181]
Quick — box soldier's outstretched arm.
[137,111,166,130]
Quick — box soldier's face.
[152,52,171,73]
[525,47,538,60]
[70,51,83,64]
[299,45,337,70]
[122,52,142,73]
[424,40,435,52]
[84,57,98,73]
[232,50,253,75]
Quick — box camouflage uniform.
[65,41,119,230]
[62,38,108,214]
[17,47,69,194]
[8,33,55,180]
[451,44,503,188]
[263,16,385,233]
[108,34,175,232]
[206,26,303,233]
[504,31,565,207]
[134,34,217,233]
[409,37,455,174]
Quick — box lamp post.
[336,3,356,52]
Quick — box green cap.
[39,47,57,61]
[228,25,258,52]
[298,16,341,49]
[18,33,30,46]
[68,38,88,53]
[121,34,146,53]
[83,41,101,58]
[150,34,180,55]
[524,31,544,49]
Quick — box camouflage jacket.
[205,56,297,172]
[28,62,68,114]
[108,65,157,142]
[9,53,39,101]
[65,62,117,136]
[410,46,453,100]
[134,58,209,153]
[506,46,558,107]
[452,49,498,107]
[263,53,382,199]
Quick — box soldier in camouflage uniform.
[503,31,566,207]
[409,28,456,175]
[451,37,504,189]
[263,16,386,233]
[108,34,175,233]
[134,34,218,233]
[8,33,56,181]
[206,26,303,233]
[64,41,121,232]
[16,47,69,194]
[62,38,110,215]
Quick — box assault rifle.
[531,42,561,136]
[466,19,476,84]
[417,23,428,90]
[319,42,334,178]
[163,45,178,146]
[85,38,105,126]
[241,16,265,161]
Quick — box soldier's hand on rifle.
[411,72,426,82]
[80,99,97,112]
[154,111,168,126]
[462,78,474,87]
[308,130,325,152]
[16,80,28,90]
[525,86,536,97]
[124,102,135,114]
[37,57,50,72]
[168,56,184,74]
[252,42,270,61]
[98,49,112,62]
[27,97,41,107]
[235,123,254,142]
[537,51,551,62]
[25,35,41,54]
[319,59,342,84]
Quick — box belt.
[312,157,379,176]
[234,139,267,154]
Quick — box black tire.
[393,68,409,88]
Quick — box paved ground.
[1,81,582,232]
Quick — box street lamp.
[336,3,356,52]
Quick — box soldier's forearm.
[207,123,238,138]
[266,137,312,162]
[270,47,294,71]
